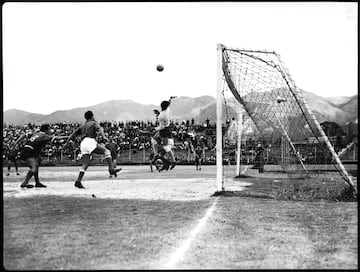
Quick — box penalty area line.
[163,197,219,269]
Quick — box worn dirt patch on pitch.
[3,178,251,201]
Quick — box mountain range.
[3,92,358,126]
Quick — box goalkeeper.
[155,96,177,170]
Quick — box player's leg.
[152,139,159,156]
[13,158,20,175]
[75,138,95,188]
[9,156,20,175]
[18,147,36,188]
[150,138,159,166]
[110,157,119,177]
[92,144,121,176]
[74,154,90,188]
[163,138,176,170]
[6,159,11,175]
[108,157,115,178]
[20,157,39,188]
[149,153,154,172]
[21,166,34,188]
[33,158,46,188]
[112,158,117,169]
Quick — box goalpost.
[216,44,356,194]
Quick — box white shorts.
[80,137,97,155]
[163,138,174,153]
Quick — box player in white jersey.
[155,96,177,170]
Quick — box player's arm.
[64,127,81,146]
[115,143,120,152]
[153,130,160,139]
[98,126,107,141]
[51,135,69,143]
[12,134,26,147]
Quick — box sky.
[2,2,358,114]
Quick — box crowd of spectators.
[3,119,217,164]
[4,119,354,166]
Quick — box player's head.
[40,124,50,133]
[84,110,94,120]
[160,101,170,111]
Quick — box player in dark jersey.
[5,147,20,176]
[17,124,67,188]
[6,130,33,176]
[194,145,203,171]
[64,110,122,188]
[105,135,121,178]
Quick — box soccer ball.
[156,64,164,72]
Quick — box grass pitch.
[3,165,358,269]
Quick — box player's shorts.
[110,152,117,160]
[163,138,174,153]
[195,154,202,163]
[19,146,41,160]
[160,127,172,138]
[80,137,97,155]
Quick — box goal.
[215,44,356,195]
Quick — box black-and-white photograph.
[2,2,357,270]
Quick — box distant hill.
[337,94,358,123]
[3,96,215,125]
[170,96,216,120]
[325,96,354,106]
[38,100,159,124]
[3,110,46,126]
[301,91,357,125]
[3,93,357,126]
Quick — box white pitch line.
[162,197,219,269]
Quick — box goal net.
[215,44,356,195]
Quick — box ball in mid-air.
[156,64,164,72]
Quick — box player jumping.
[155,96,177,170]
[64,110,122,188]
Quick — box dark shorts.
[195,154,202,163]
[19,147,41,161]
[111,153,117,160]
[159,127,172,138]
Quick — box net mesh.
[220,46,354,191]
